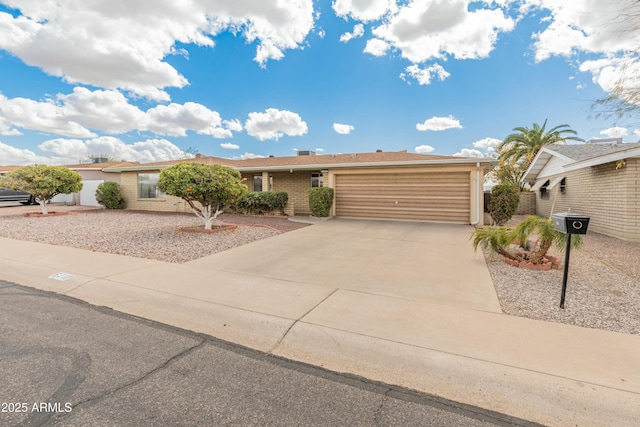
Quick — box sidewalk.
[0,235,638,427]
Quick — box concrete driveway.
[186,218,502,313]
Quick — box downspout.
[470,162,482,225]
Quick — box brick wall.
[120,171,191,213]
[240,171,318,215]
[515,191,536,215]
[535,158,639,242]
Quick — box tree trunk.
[39,199,48,215]
[203,205,212,230]
[530,239,552,264]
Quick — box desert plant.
[0,165,82,214]
[236,191,288,215]
[95,181,126,209]
[471,215,583,265]
[158,163,247,230]
[488,183,520,225]
[308,187,334,217]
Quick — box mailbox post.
[551,213,590,309]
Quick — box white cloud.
[0,0,315,99]
[414,144,434,154]
[145,102,229,137]
[340,24,365,43]
[38,136,186,163]
[333,123,354,135]
[453,148,484,158]
[363,38,389,56]
[472,137,502,152]
[0,140,51,165]
[245,108,308,141]
[600,126,628,138]
[633,129,640,137]
[530,0,640,101]
[370,0,515,63]
[530,0,639,61]
[333,0,396,22]
[400,64,450,85]
[235,152,266,160]
[220,142,239,150]
[315,147,324,152]
[0,88,239,139]
[416,115,462,131]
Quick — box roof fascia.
[562,146,640,172]
[106,158,495,173]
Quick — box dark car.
[0,187,37,204]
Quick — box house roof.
[523,142,640,182]
[104,150,494,172]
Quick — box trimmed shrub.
[308,187,334,217]
[236,191,288,215]
[488,183,519,225]
[95,181,126,209]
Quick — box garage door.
[334,172,470,223]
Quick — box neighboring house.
[62,161,137,206]
[523,140,640,242]
[104,150,493,225]
[1,162,137,206]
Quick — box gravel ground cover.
[483,220,639,335]
[0,209,309,264]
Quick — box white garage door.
[334,172,471,223]
[79,180,104,206]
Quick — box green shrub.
[488,183,520,225]
[308,187,334,217]
[236,191,288,215]
[95,181,126,209]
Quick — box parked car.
[0,187,37,204]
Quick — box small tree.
[95,181,126,209]
[158,163,247,230]
[488,183,520,225]
[0,165,82,214]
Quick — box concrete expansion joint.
[267,288,339,354]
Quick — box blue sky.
[0,0,638,165]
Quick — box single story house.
[104,150,493,225]
[523,140,640,242]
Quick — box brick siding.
[535,158,639,242]
[515,191,536,215]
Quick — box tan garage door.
[334,172,470,223]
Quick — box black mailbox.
[552,212,590,235]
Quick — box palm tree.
[497,120,584,169]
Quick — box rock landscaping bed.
[483,222,639,335]
[0,209,309,264]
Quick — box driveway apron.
[186,218,502,313]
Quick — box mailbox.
[552,212,590,235]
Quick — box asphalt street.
[0,280,542,427]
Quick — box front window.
[311,173,323,188]
[138,173,165,199]
[540,180,550,200]
[253,175,262,192]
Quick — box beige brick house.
[105,150,493,225]
[523,140,640,242]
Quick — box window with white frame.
[252,174,273,192]
[138,173,165,199]
[311,173,323,188]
